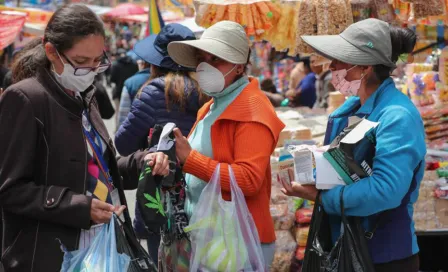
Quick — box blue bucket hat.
[133,23,196,71]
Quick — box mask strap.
[223,65,237,78]
[347,65,358,72]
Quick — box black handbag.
[302,192,334,272]
[114,215,158,272]
[302,188,375,272]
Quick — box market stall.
[0,11,26,50]
[189,0,448,270]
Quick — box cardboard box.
[277,127,313,147]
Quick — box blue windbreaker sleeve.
[114,84,158,156]
[117,86,132,128]
[321,106,426,216]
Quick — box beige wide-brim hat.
[167,20,250,68]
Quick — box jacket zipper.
[75,120,88,250]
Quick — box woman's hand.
[173,128,192,165]
[144,152,170,176]
[90,199,126,224]
[281,181,319,202]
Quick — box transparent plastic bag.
[184,164,265,272]
[60,215,130,272]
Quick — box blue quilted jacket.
[115,76,203,156]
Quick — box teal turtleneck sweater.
[184,76,250,218]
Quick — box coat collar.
[195,77,285,142]
[37,68,96,117]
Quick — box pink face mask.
[331,65,365,97]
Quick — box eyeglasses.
[61,51,111,76]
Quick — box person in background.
[0,5,169,271]
[93,74,115,119]
[2,49,23,90]
[282,19,425,272]
[311,54,335,109]
[115,23,207,262]
[286,58,317,108]
[288,61,305,95]
[261,78,284,107]
[168,20,285,269]
[110,48,138,128]
[117,55,151,128]
[0,53,8,89]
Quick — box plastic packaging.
[295,246,306,261]
[413,0,445,18]
[295,0,318,54]
[185,165,265,272]
[295,207,313,224]
[295,225,310,247]
[315,0,353,36]
[372,0,395,22]
[60,215,131,272]
[351,0,373,22]
[271,186,288,204]
[271,230,297,272]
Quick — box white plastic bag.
[60,215,131,272]
[184,165,265,272]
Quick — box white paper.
[157,122,176,151]
[341,119,379,145]
[313,149,346,190]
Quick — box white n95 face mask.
[52,52,97,93]
[196,62,236,96]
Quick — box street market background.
[1,0,448,271]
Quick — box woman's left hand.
[144,152,170,176]
[173,128,192,165]
[281,181,319,201]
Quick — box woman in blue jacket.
[114,23,208,263]
[115,24,208,155]
[282,19,426,271]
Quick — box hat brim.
[133,34,163,67]
[168,39,246,69]
[301,35,380,66]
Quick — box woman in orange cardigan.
[168,21,285,268]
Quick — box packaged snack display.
[414,179,439,230]
[271,203,295,230]
[264,1,300,55]
[295,0,318,54]
[295,246,306,261]
[413,0,445,19]
[372,0,395,22]
[315,0,353,36]
[271,186,288,204]
[393,0,411,22]
[271,231,297,272]
[295,225,310,247]
[295,207,313,224]
[194,1,281,41]
[351,0,373,22]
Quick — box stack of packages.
[392,0,446,24]
[413,169,448,231]
[270,147,316,271]
[269,181,303,271]
[405,54,448,145]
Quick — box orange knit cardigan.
[183,78,285,243]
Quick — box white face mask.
[52,52,97,93]
[196,62,237,95]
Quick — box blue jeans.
[261,242,276,269]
